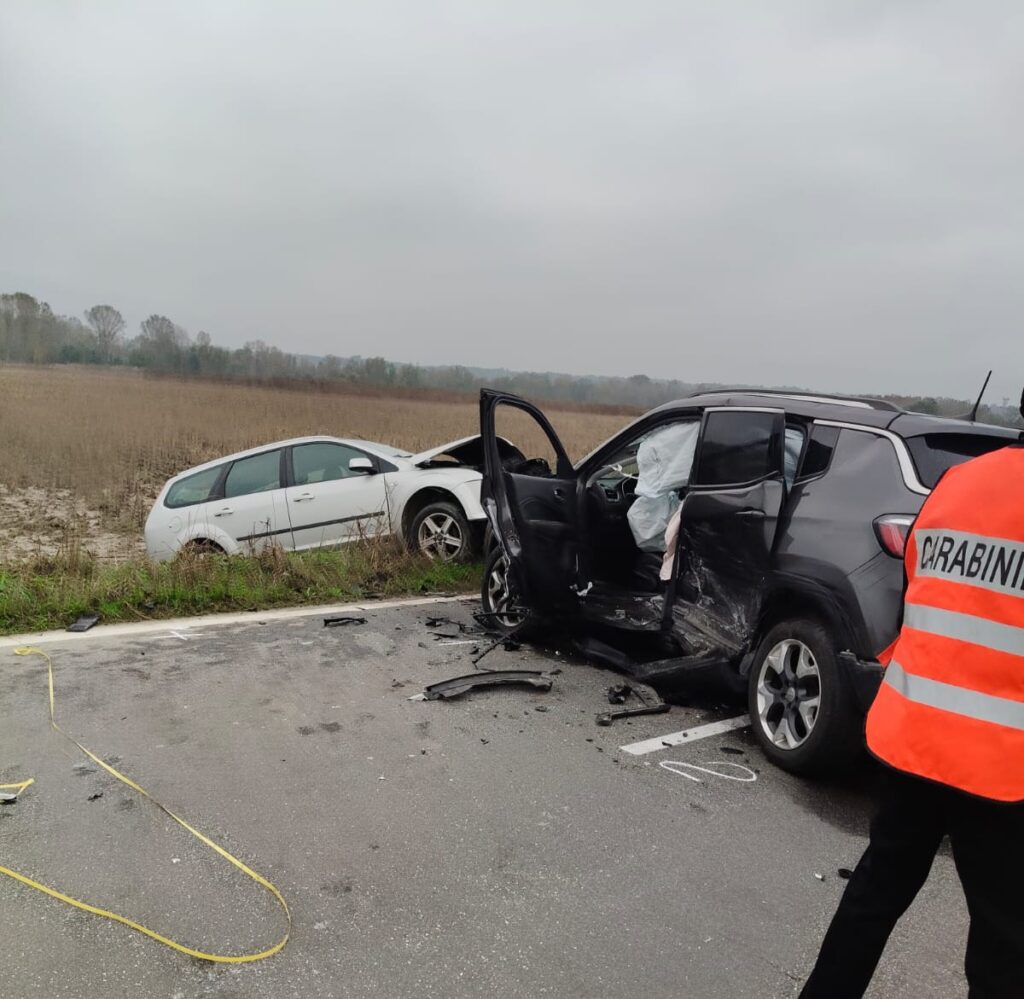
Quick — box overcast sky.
[2,2,1022,401]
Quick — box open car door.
[480,390,581,611]
[666,407,787,659]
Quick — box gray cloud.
[2,1,1022,401]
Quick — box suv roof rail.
[694,388,905,413]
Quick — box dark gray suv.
[479,388,1019,775]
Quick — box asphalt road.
[0,599,969,999]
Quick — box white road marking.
[659,760,757,783]
[167,631,191,641]
[619,715,750,756]
[436,640,478,646]
[0,595,473,648]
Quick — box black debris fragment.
[324,616,367,628]
[719,746,745,756]
[425,616,470,633]
[607,684,632,705]
[596,681,670,726]
[416,670,553,701]
[534,705,549,712]
[87,792,104,802]
[67,614,99,633]
[838,868,854,880]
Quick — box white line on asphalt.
[619,715,750,756]
[0,595,473,649]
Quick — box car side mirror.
[349,457,375,475]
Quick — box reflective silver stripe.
[884,661,1024,732]
[915,528,1024,598]
[904,604,1024,658]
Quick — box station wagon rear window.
[905,433,1012,489]
[164,465,221,508]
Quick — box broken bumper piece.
[596,680,670,726]
[414,670,553,701]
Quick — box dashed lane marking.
[619,715,750,756]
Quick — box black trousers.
[800,769,1024,999]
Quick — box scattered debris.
[412,670,553,701]
[67,614,99,633]
[814,873,825,882]
[534,705,549,712]
[596,682,670,726]
[0,792,18,804]
[87,792,104,802]
[838,868,854,880]
[719,746,745,756]
[324,616,367,628]
[425,615,459,629]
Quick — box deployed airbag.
[627,422,699,552]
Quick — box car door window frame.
[287,441,376,488]
[222,448,285,499]
[690,406,787,491]
[283,442,384,488]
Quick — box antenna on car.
[961,370,992,423]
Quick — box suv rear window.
[905,433,1012,489]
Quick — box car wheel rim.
[417,514,464,561]
[485,557,524,629]
[755,639,821,750]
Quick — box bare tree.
[84,304,125,361]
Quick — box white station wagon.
[144,435,522,563]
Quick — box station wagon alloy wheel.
[417,512,465,561]
[755,639,821,750]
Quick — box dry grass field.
[0,365,633,562]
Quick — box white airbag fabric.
[627,422,699,552]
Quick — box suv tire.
[747,617,862,776]
[480,548,533,635]
[409,501,473,563]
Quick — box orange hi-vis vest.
[866,444,1024,802]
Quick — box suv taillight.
[873,515,914,559]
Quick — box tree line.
[1,290,1020,427]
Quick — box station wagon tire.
[410,501,472,563]
[747,618,862,776]
[181,539,224,556]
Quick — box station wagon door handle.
[735,509,765,520]
[292,492,315,502]
[213,506,234,517]
[552,488,565,499]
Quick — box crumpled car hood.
[409,435,523,468]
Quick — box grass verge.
[0,541,481,636]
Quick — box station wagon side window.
[223,450,282,498]
[164,465,222,508]
[694,410,782,486]
[291,442,367,485]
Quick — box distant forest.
[2,291,1021,427]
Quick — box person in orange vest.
[800,399,1024,999]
